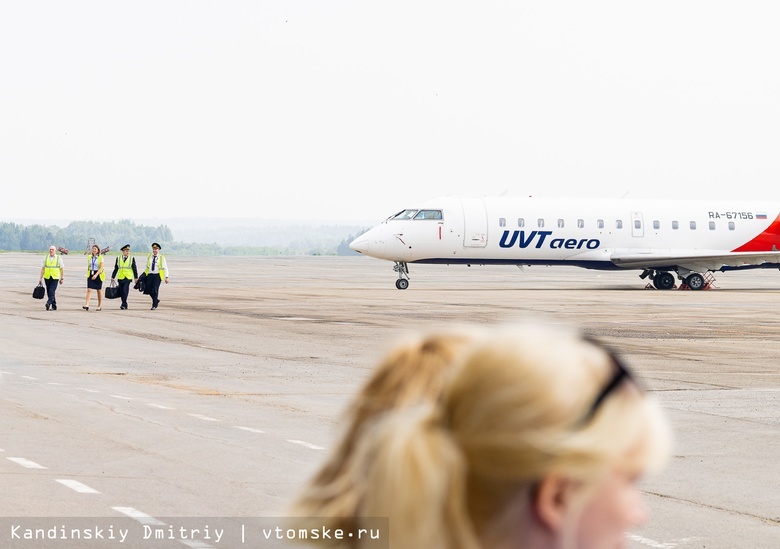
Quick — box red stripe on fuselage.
[732,214,780,252]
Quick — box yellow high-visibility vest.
[43,255,62,279]
[116,255,134,280]
[145,254,166,280]
[86,255,106,281]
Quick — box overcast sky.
[2,2,780,224]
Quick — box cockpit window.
[413,210,443,220]
[391,210,418,220]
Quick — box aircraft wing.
[610,250,780,272]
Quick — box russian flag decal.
[756,213,767,219]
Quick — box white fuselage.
[350,196,780,274]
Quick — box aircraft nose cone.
[349,236,369,254]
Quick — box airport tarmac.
[1,252,778,548]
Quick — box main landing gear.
[641,270,713,290]
[683,272,706,290]
[394,261,410,290]
[652,271,676,290]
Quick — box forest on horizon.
[0,220,365,256]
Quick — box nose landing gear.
[394,262,410,290]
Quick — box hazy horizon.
[3,2,780,222]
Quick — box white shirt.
[148,254,169,276]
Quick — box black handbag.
[33,283,45,299]
[104,281,120,299]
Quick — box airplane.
[348,195,780,290]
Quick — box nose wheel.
[393,262,410,290]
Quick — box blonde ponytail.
[352,405,479,549]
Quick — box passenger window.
[577,219,584,228]
[538,218,545,228]
[499,218,506,227]
[653,220,660,229]
[729,222,735,230]
[709,221,716,230]
[518,218,525,228]
[690,221,697,230]
[616,220,623,229]
[557,219,565,228]
[634,220,641,229]
[597,219,604,229]
[672,221,679,230]
[414,210,443,220]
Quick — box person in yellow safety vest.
[111,244,138,310]
[38,245,64,311]
[83,244,105,311]
[144,242,169,310]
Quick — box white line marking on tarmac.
[110,395,135,400]
[1,370,13,374]
[628,534,677,548]
[56,479,100,494]
[48,382,66,386]
[147,403,174,410]
[112,507,166,526]
[188,414,220,422]
[78,388,100,393]
[20,376,37,380]
[181,541,216,548]
[112,508,215,548]
[7,457,47,469]
[234,426,265,434]
[286,440,325,450]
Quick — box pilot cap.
[121,244,131,251]
[151,242,162,250]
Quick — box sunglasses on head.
[578,337,642,426]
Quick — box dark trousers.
[146,274,162,306]
[118,278,132,307]
[44,277,59,307]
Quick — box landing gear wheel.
[653,272,676,290]
[685,273,705,290]
[395,278,409,290]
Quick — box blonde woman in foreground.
[291,324,672,549]
[294,330,475,524]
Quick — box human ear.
[532,474,576,532]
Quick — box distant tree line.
[0,221,368,256]
[0,220,173,254]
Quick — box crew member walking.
[84,244,105,311]
[38,246,64,310]
[144,242,169,310]
[111,244,138,310]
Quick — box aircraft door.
[631,211,644,238]
[461,197,488,248]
